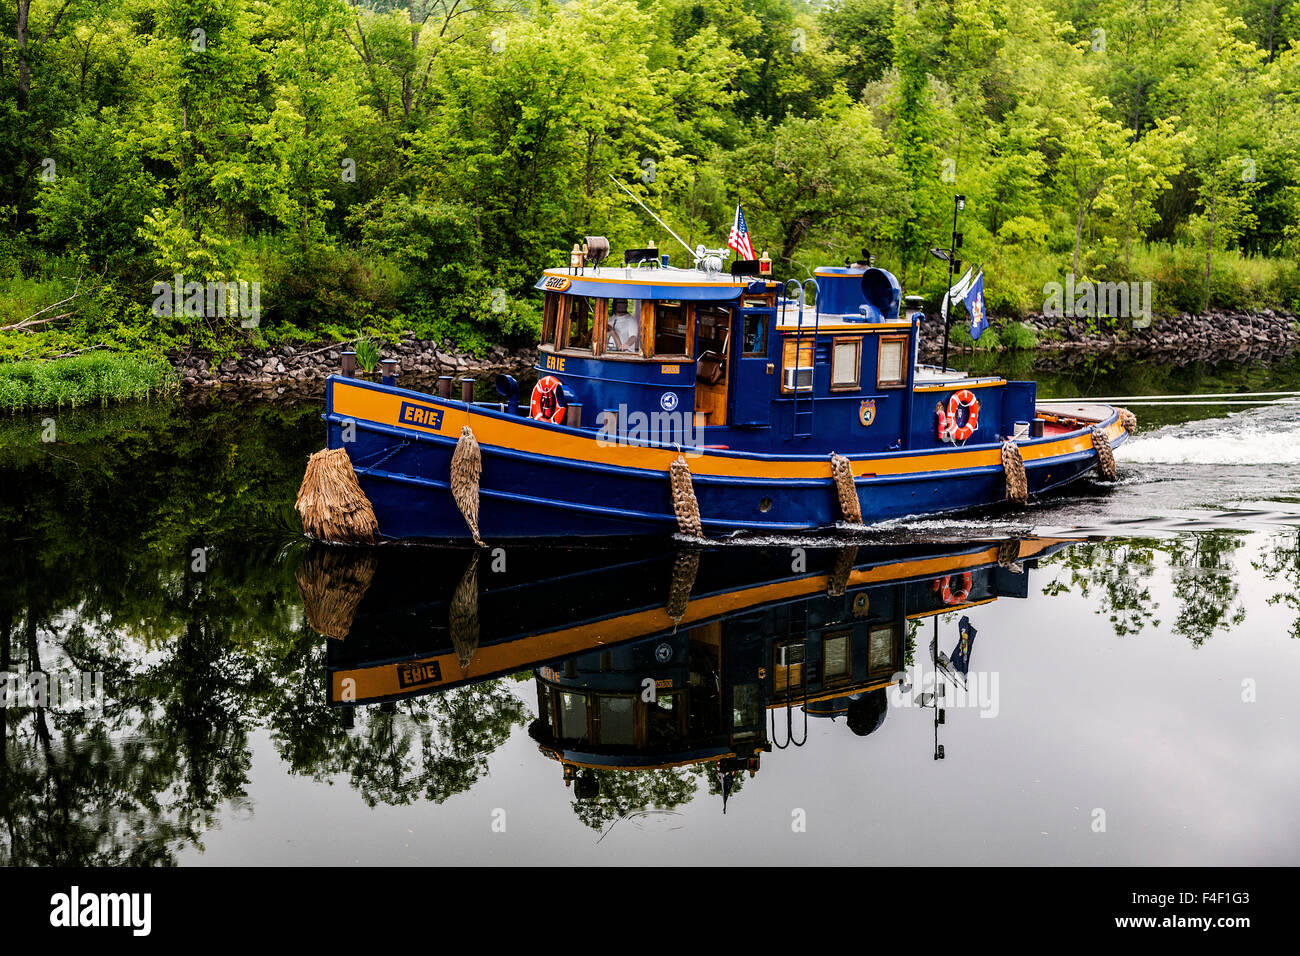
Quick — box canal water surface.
[2,354,1299,865]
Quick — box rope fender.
[1091,426,1117,480]
[451,425,485,546]
[1001,440,1028,504]
[296,447,379,545]
[828,545,859,597]
[830,453,863,524]
[667,549,701,624]
[669,455,704,537]
[1115,406,1138,434]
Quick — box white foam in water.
[1118,406,1300,465]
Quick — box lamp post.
[940,194,965,373]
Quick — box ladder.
[783,278,820,439]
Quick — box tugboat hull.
[325,377,1128,541]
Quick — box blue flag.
[964,270,988,341]
[950,615,978,682]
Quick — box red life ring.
[934,572,973,605]
[945,390,980,442]
[530,375,566,424]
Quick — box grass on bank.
[0,352,178,412]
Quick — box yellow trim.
[776,321,913,333]
[542,269,750,289]
[539,748,764,772]
[907,597,997,620]
[328,539,1070,703]
[767,677,898,709]
[331,380,1124,480]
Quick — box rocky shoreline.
[172,309,1300,402]
[920,307,1300,357]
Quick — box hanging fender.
[530,375,567,424]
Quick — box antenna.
[607,175,698,265]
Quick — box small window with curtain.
[877,335,908,387]
[831,337,861,391]
[823,631,851,680]
[869,624,897,674]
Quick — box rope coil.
[1001,440,1028,504]
[669,456,704,536]
[830,453,863,524]
[451,425,485,546]
[1091,426,1117,480]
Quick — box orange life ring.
[935,572,973,605]
[945,390,980,442]
[530,375,566,424]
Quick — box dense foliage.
[3,0,1300,360]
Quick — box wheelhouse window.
[560,295,598,353]
[877,335,909,387]
[652,300,691,357]
[556,692,589,743]
[696,305,730,357]
[831,337,862,391]
[598,696,635,745]
[542,291,561,346]
[605,298,643,354]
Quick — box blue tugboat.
[313,241,1134,542]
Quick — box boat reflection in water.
[301,535,1077,805]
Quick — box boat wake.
[1118,403,1300,466]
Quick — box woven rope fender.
[667,549,701,624]
[1001,440,1028,504]
[1115,406,1138,434]
[828,545,859,597]
[451,425,485,546]
[669,455,704,537]
[296,447,379,545]
[450,550,480,668]
[996,538,1021,568]
[830,453,863,524]
[1091,426,1117,480]
[295,546,378,640]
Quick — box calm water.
[2,354,1299,866]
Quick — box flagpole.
[941,195,964,372]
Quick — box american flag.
[728,204,755,260]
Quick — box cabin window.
[732,684,761,735]
[696,305,730,357]
[557,692,589,743]
[598,696,635,745]
[823,632,851,680]
[877,335,909,387]
[830,337,862,391]
[742,312,767,356]
[780,338,814,393]
[560,295,597,353]
[542,291,561,346]
[605,298,643,354]
[652,300,691,357]
[869,624,897,674]
[646,692,681,746]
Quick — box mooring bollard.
[381,358,398,386]
[341,350,357,378]
[438,375,454,399]
[461,377,475,404]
